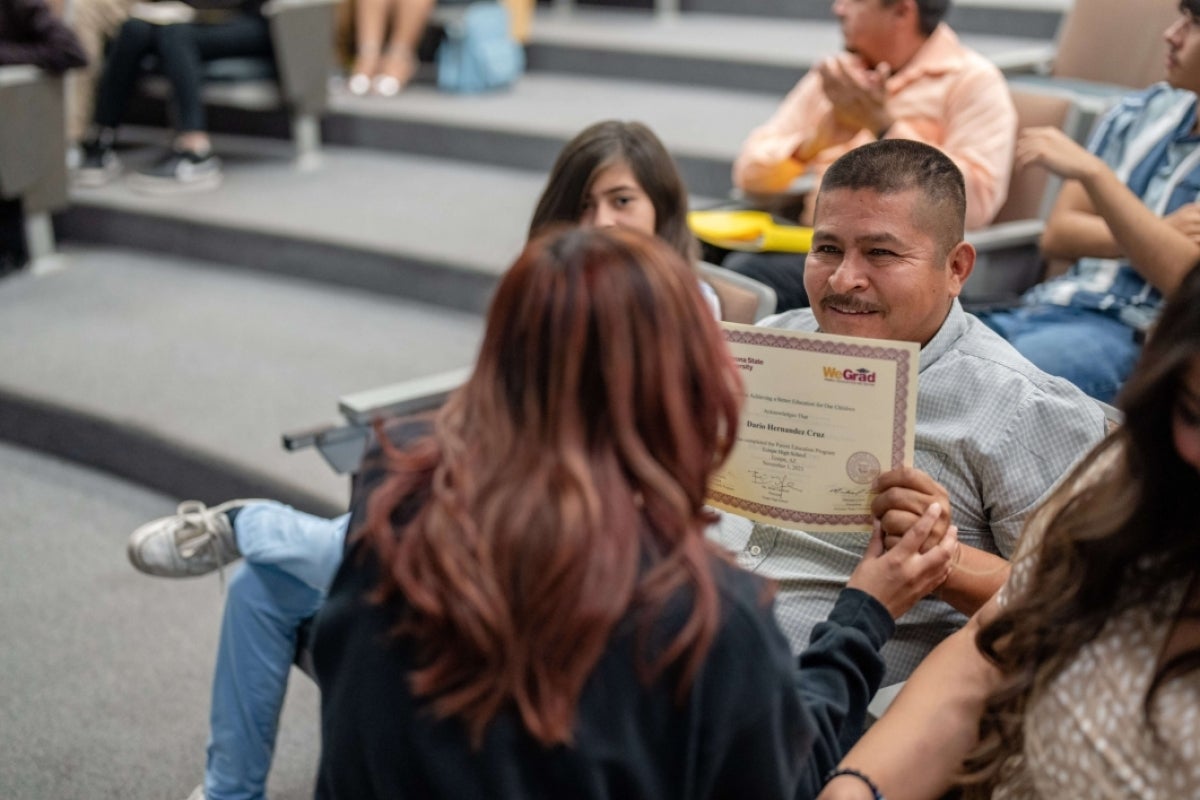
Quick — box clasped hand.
[845,467,959,620]
[817,58,892,137]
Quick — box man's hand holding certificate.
[708,321,918,532]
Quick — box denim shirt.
[1023,84,1200,331]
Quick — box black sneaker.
[129,148,223,194]
[74,138,121,188]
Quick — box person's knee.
[224,562,270,621]
[112,17,156,50]
[226,561,325,624]
[153,21,194,49]
[1005,322,1132,401]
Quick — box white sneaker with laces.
[127,498,263,578]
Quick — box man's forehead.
[813,188,925,236]
[816,185,922,211]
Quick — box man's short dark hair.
[883,0,950,37]
[816,139,966,257]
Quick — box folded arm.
[1020,126,1200,295]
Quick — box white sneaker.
[127,499,263,578]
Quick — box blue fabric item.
[234,502,348,592]
[976,305,1141,404]
[204,503,349,800]
[436,2,524,94]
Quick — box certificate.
[707,322,918,532]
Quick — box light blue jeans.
[976,304,1142,404]
[204,502,349,800]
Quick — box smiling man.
[727,0,1016,311]
[710,140,1106,683]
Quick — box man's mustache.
[820,294,883,314]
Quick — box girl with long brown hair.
[312,226,956,799]
[819,262,1200,800]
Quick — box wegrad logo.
[822,366,877,384]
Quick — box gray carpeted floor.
[0,440,320,800]
[0,246,484,511]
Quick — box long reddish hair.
[361,227,744,746]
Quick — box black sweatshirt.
[313,427,893,800]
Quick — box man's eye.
[868,249,897,257]
[813,245,841,254]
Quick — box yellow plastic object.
[688,209,814,254]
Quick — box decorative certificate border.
[714,327,914,528]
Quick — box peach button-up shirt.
[732,25,1016,230]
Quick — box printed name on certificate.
[707,322,918,533]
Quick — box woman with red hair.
[312,226,955,798]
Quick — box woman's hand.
[846,503,958,620]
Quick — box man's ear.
[945,241,975,299]
[891,0,917,23]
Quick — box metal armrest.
[281,421,371,474]
[282,368,470,474]
[728,174,818,215]
[962,219,1046,306]
[966,219,1044,252]
[338,367,471,425]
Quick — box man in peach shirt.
[727,0,1016,310]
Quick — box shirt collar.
[886,24,967,89]
[918,300,966,373]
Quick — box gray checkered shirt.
[708,301,1107,682]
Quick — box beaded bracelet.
[823,767,885,800]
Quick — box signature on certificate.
[749,470,801,502]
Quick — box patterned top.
[993,455,1200,798]
[707,302,1106,682]
[1023,84,1200,332]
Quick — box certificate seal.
[846,451,880,485]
